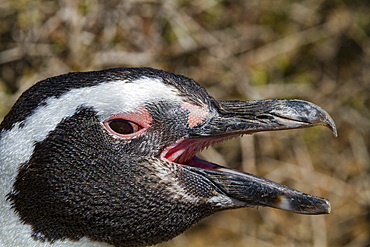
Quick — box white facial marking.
[0,76,182,246]
[149,158,201,203]
[149,158,237,208]
[208,193,236,208]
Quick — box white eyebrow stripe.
[1,76,181,167]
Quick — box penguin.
[0,67,337,247]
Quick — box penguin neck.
[0,130,108,247]
[0,170,109,247]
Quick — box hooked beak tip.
[304,100,337,137]
[324,115,338,137]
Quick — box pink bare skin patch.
[104,106,153,139]
[181,102,209,128]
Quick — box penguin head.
[0,67,336,247]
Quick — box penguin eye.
[108,119,142,135]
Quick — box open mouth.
[158,98,337,215]
[159,134,332,215]
[160,135,237,170]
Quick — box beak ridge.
[192,99,337,137]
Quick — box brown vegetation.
[0,1,369,246]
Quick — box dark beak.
[191,99,337,138]
[190,99,337,214]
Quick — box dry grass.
[0,0,369,246]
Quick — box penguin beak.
[164,99,336,214]
[186,162,332,214]
[190,99,337,138]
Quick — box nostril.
[256,115,271,120]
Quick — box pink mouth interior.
[159,136,238,170]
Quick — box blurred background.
[0,0,369,246]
